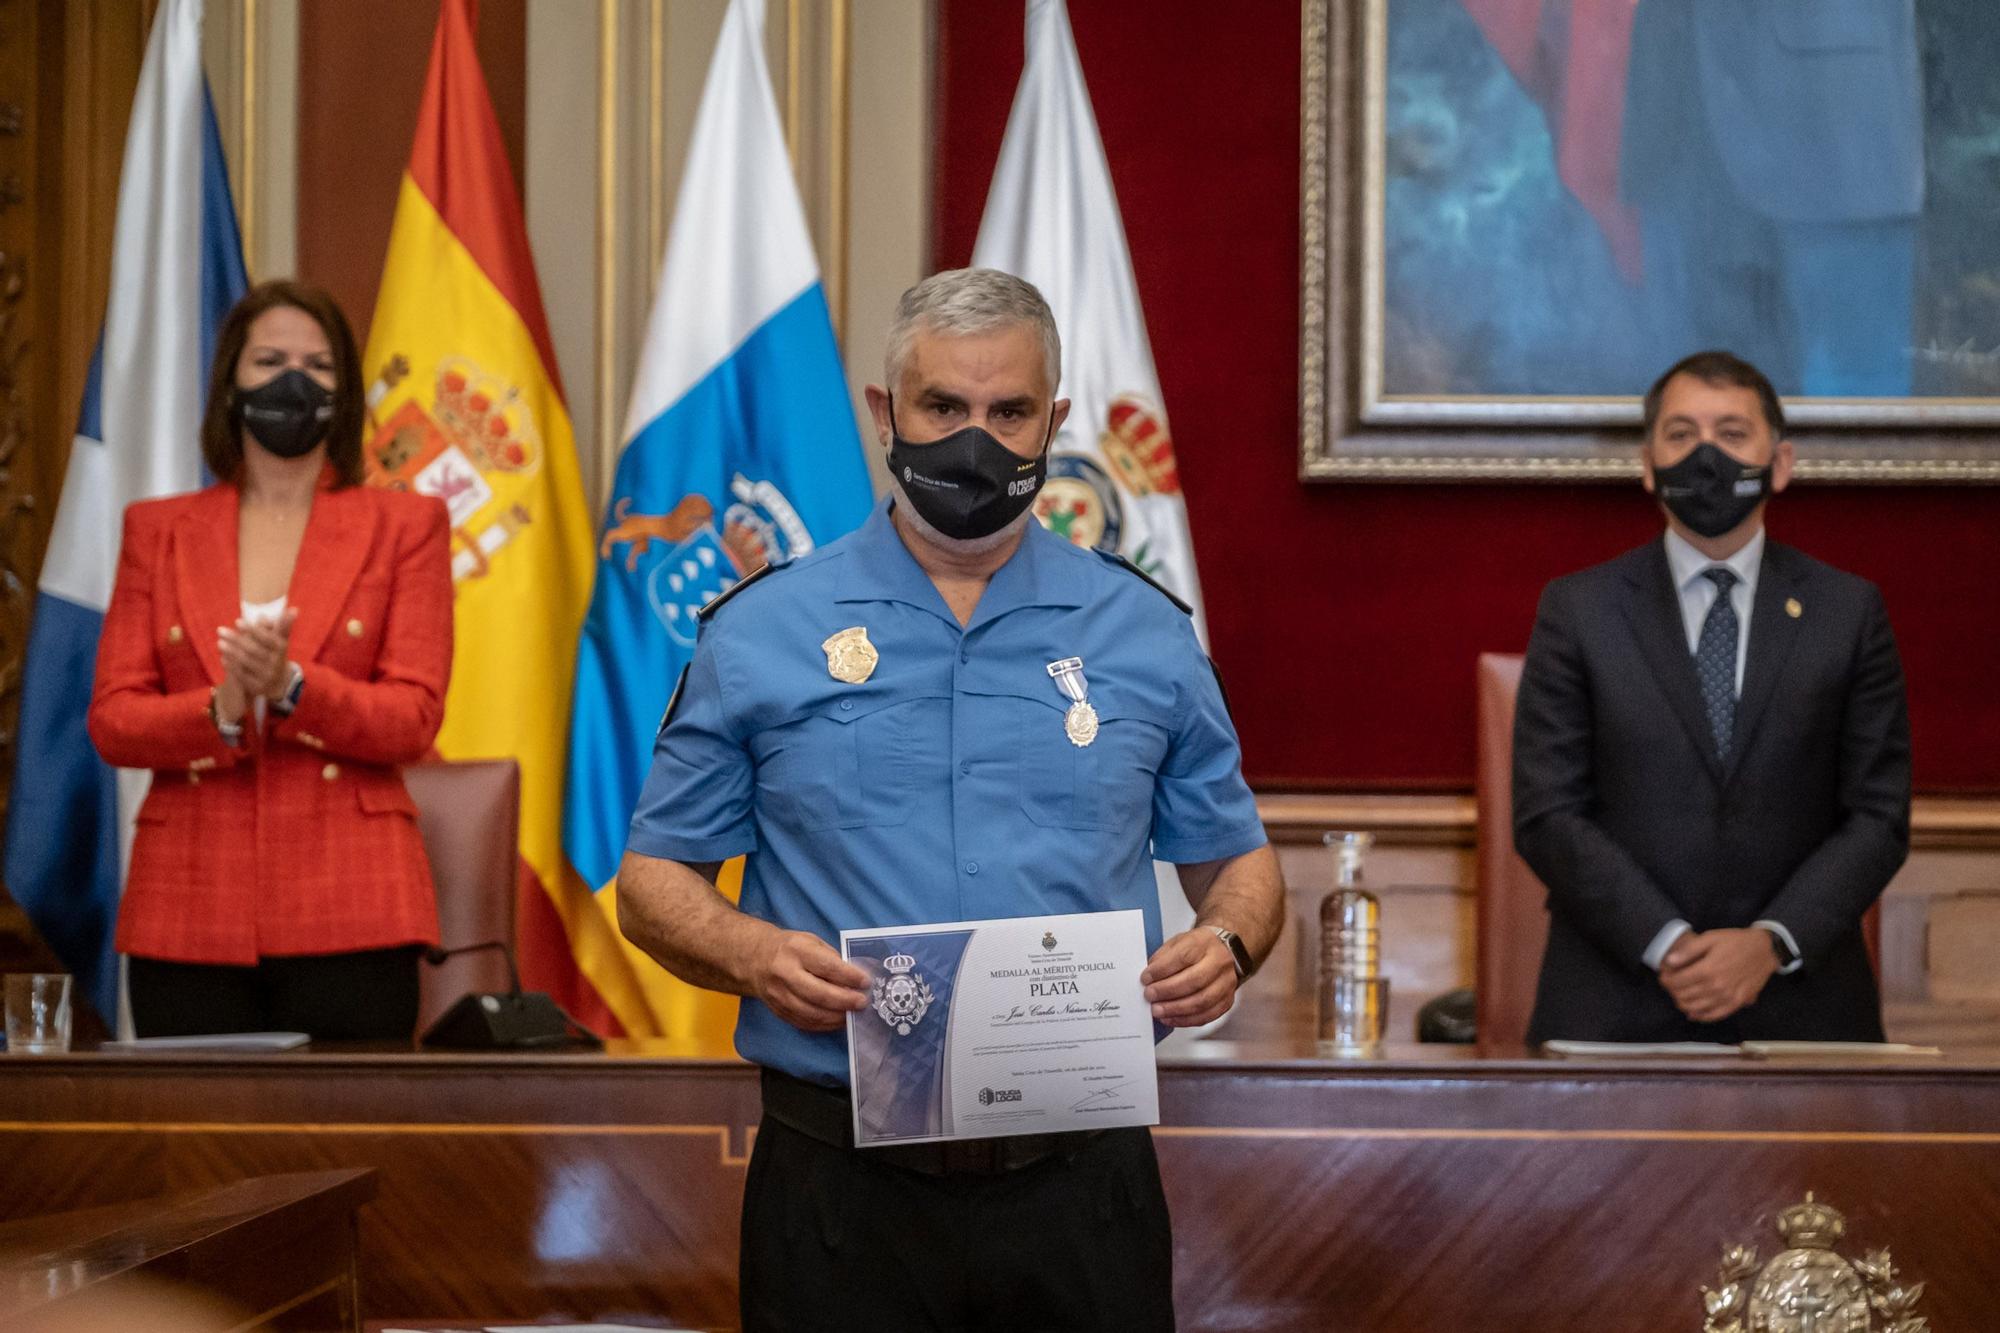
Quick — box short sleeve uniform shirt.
[626,500,1267,1085]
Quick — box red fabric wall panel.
[295,0,527,343]
[935,0,1999,791]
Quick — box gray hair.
[883,268,1062,394]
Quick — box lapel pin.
[1785,598,1803,619]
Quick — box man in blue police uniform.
[616,268,1285,1332]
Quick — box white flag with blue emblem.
[2,0,248,1027]
[972,0,1205,639]
[563,0,873,1031]
[973,0,1221,1029]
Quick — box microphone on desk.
[418,940,603,1050]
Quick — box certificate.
[841,909,1160,1147]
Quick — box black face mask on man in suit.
[1652,441,1772,538]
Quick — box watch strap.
[270,661,305,717]
[1207,925,1254,980]
[208,687,244,746]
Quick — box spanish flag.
[363,0,651,1036]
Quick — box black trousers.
[740,1115,1175,1333]
[127,946,422,1041]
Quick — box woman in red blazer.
[88,280,453,1040]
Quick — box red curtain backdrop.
[934,0,2000,792]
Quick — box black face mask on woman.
[236,368,335,459]
[887,394,1050,541]
[1652,441,1772,539]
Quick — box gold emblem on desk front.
[1701,1193,1929,1333]
[822,626,878,684]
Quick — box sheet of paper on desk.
[1541,1040,1743,1058]
[487,1325,697,1332]
[381,1325,696,1332]
[1741,1041,1945,1058]
[99,1031,310,1051]
[486,1325,698,1332]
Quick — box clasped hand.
[1659,927,1778,1025]
[213,607,299,723]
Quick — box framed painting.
[1300,0,2000,480]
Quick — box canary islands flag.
[362,0,646,1035]
[563,0,873,1042]
[2,0,247,1026]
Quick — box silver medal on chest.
[1047,657,1098,748]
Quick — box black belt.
[759,1068,1106,1177]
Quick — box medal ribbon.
[1046,657,1089,705]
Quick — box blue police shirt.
[625,499,1267,1086]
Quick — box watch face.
[1222,931,1252,978]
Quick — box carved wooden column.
[0,0,147,974]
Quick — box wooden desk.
[0,1169,375,1330]
[0,1043,1994,1330]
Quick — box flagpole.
[828,0,850,344]
[240,0,258,279]
[648,0,668,288]
[596,0,622,508]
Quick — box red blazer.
[88,475,454,964]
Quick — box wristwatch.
[207,687,244,747]
[1207,926,1256,981]
[271,661,305,717]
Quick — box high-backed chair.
[403,758,521,1035]
[1473,654,1879,1050]
[1474,654,1546,1051]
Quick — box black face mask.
[1652,441,1772,539]
[887,395,1050,541]
[236,369,334,459]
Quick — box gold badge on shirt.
[822,626,879,684]
[1786,597,1803,619]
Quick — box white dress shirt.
[1663,525,1762,694]
[1643,528,1801,977]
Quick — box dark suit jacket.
[1621,0,1922,223]
[1513,537,1910,1044]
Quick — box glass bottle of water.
[1318,831,1386,1056]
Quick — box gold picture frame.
[1299,0,2000,482]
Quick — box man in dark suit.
[1620,0,1923,396]
[1514,351,1911,1044]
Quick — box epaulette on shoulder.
[1096,550,1193,616]
[696,560,786,622]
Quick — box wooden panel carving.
[0,0,148,975]
[0,0,47,967]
